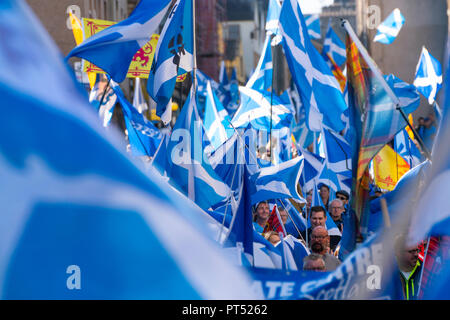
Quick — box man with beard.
[309,226,341,271]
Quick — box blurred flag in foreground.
[0,0,257,299]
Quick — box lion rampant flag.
[373,144,410,191]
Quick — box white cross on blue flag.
[279,0,347,133]
[373,8,405,45]
[414,46,443,105]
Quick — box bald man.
[310,226,341,271]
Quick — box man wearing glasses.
[329,199,345,233]
[309,226,341,271]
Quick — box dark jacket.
[399,261,422,300]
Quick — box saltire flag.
[279,199,307,237]
[265,0,282,42]
[316,161,343,197]
[218,60,232,109]
[373,8,405,45]
[229,67,240,110]
[322,126,352,178]
[132,77,148,113]
[279,0,348,133]
[250,156,306,204]
[110,80,162,158]
[246,34,273,92]
[151,129,171,177]
[414,46,443,105]
[394,128,422,169]
[89,75,118,127]
[0,0,258,299]
[67,0,172,83]
[323,24,346,67]
[297,146,324,193]
[147,0,194,125]
[162,88,231,209]
[231,86,294,131]
[372,144,410,191]
[344,22,420,236]
[304,14,321,40]
[203,81,232,150]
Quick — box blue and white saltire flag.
[110,80,162,158]
[231,86,294,131]
[394,129,422,169]
[316,162,342,197]
[165,88,231,209]
[133,77,148,113]
[89,77,118,127]
[304,14,321,40]
[323,24,346,67]
[322,126,352,177]
[0,0,258,299]
[385,74,421,113]
[413,46,443,105]
[67,0,172,83]
[265,0,282,35]
[246,34,273,92]
[147,0,194,125]
[228,67,240,112]
[203,81,232,150]
[297,146,324,193]
[250,156,306,204]
[279,0,347,133]
[373,8,405,44]
[311,181,341,237]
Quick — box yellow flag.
[82,18,159,79]
[373,144,410,191]
[69,12,83,45]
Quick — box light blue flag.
[265,0,282,37]
[297,146,324,193]
[0,0,258,299]
[373,8,405,45]
[304,14,321,40]
[316,162,342,196]
[89,77,118,127]
[231,86,294,131]
[203,81,233,150]
[385,74,421,114]
[322,126,352,177]
[67,0,171,83]
[323,24,346,67]
[250,156,306,204]
[228,67,240,114]
[110,80,162,158]
[147,0,194,124]
[217,60,232,110]
[164,89,231,209]
[279,0,347,133]
[246,34,273,92]
[414,46,443,105]
[394,128,422,168]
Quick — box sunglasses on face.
[337,196,347,201]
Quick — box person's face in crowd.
[311,210,326,228]
[304,259,326,272]
[279,209,288,225]
[320,186,329,202]
[330,200,344,222]
[418,118,425,126]
[310,227,329,254]
[400,245,420,270]
[268,233,280,245]
[336,193,348,206]
[256,202,270,221]
[306,192,312,209]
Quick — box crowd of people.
[252,184,426,300]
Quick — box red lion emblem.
[132,43,154,67]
